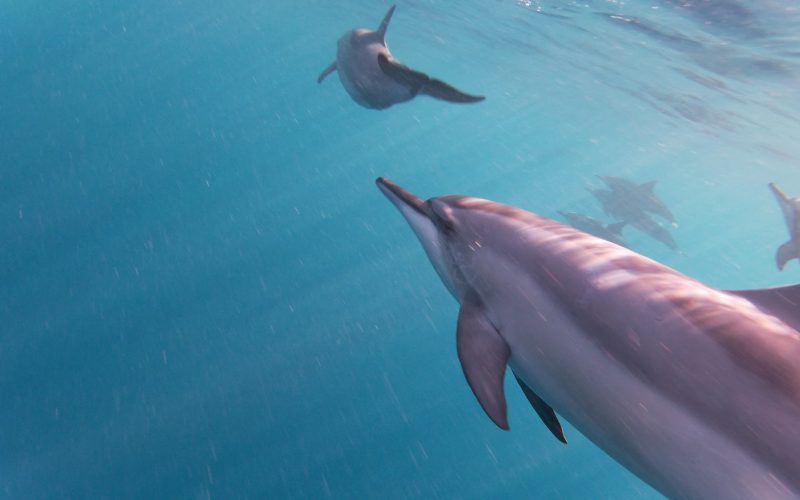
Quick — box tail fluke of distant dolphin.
[377,177,800,499]
[769,182,800,270]
[317,5,484,109]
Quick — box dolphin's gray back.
[335,31,414,109]
[442,195,800,491]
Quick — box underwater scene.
[4,0,800,498]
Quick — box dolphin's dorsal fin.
[457,298,510,430]
[641,180,657,191]
[727,284,800,332]
[607,221,626,235]
[376,4,397,41]
[513,372,567,443]
[377,54,485,103]
[317,61,337,84]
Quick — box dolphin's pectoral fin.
[317,62,337,84]
[377,54,428,93]
[727,283,800,332]
[776,241,797,271]
[421,78,486,104]
[377,54,485,104]
[456,299,510,430]
[513,372,567,444]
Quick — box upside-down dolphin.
[317,5,485,110]
[769,182,800,271]
[376,177,800,499]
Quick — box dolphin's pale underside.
[376,177,800,499]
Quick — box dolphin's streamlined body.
[599,175,676,224]
[557,211,627,248]
[317,5,484,110]
[770,182,800,271]
[590,188,678,250]
[376,177,800,499]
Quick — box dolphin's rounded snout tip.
[375,176,393,194]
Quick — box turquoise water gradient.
[3,1,800,498]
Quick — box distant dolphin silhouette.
[599,175,676,224]
[317,5,484,110]
[377,177,800,499]
[557,211,627,247]
[589,188,678,250]
[769,182,800,270]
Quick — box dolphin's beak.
[376,177,458,300]
[376,177,427,216]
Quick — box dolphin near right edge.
[376,177,800,499]
[769,182,800,270]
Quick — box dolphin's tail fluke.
[377,4,396,41]
[777,241,797,271]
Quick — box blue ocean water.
[3,1,800,498]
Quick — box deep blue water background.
[3,1,800,498]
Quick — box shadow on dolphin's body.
[377,177,800,499]
[317,5,485,110]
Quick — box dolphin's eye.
[440,218,455,233]
[427,199,457,234]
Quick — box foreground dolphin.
[376,177,800,499]
[557,211,627,248]
[770,182,800,270]
[317,5,485,109]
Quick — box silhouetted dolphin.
[590,188,677,250]
[599,175,676,224]
[377,177,800,499]
[317,5,485,110]
[769,182,800,270]
[557,211,627,247]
